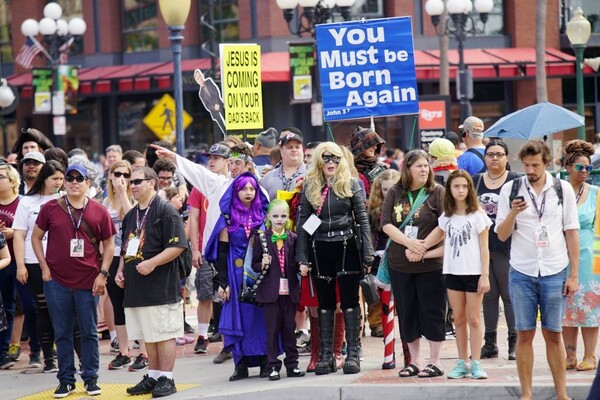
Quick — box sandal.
[566,351,578,370]
[399,364,419,377]
[577,354,597,371]
[418,364,444,378]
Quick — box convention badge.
[279,278,289,295]
[126,237,140,256]
[70,239,84,258]
[536,226,549,248]
[302,214,322,235]
[404,225,419,239]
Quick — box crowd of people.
[0,117,598,400]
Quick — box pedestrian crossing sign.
[143,94,193,142]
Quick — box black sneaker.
[184,322,195,334]
[152,376,177,398]
[0,354,15,369]
[194,336,208,354]
[29,352,43,369]
[213,349,233,364]
[44,358,59,373]
[108,353,132,370]
[53,382,75,398]
[126,374,157,395]
[110,338,119,353]
[208,332,222,342]
[84,379,102,396]
[129,354,149,371]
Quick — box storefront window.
[122,0,159,53]
[478,0,504,36]
[0,1,11,63]
[202,0,239,43]
[351,0,383,18]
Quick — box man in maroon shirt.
[32,164,116,398]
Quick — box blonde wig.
[305,142,354,210]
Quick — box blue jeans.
[0,261,40,355]
[43,279,98,384]
[509,268,567,332]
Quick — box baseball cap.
[256,127,278,148]
[458,116,484,136]
[65,163,89,178]
[280,132,303,146]
[203,143,230,159]
[22,151,46,164]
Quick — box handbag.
[375,189,430,287]
[359,273,380,306]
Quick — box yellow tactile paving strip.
[17,383,199,400]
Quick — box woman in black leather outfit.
[296,142,374,376]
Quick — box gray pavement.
[3,312,598,400]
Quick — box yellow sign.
[143,94,193,142]
[220,43,263,130]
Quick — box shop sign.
[143,93,193,142]
[418,98,449,149]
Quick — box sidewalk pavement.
[3,308,597,400]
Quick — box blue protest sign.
[316,17,419,121]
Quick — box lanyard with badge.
[404,187,426,239]
[126,195,156,257]
[526,185,549,247]
[301,185,329,235]
[65,196,88,258]
[278,244,289,295]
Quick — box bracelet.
[98,269,110,278]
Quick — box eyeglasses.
[322,155,340,164]
[130,178,151,186]
[23,160,42,166]
[113,171,131,179]
[574,163,593,172]
[158,176,173,181]
[65,175,86,183]
[485,152,506,159]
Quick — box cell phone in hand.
[514,195,525,202]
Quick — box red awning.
[414,47,578,80]
[7,47,585,96]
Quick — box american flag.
[15,37,44,69]
[58,37,74,65]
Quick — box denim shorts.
[509,267,567,332]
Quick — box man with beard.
[496,140,579,400]
[19,152,45,195]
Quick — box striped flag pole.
[381,289,396,369]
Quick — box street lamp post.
[567,7,591,141]
[158,0,191,156]
[424,0,493,122]
[20,2,86,146]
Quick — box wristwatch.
[98,270,110,278]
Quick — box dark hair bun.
[563,139,594,166]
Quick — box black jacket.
[296,178,374,265]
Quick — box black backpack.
[508,176,563,230]
[156,197,192,279]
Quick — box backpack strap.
[554,176,564,206]
[465,148,487,173]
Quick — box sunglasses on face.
[130,178,151,186]
[113,171,131,179]
[322,155,340,164]
[574,163,593,172]
[65,175,86,183]
[23,160,42,166]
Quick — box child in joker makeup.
[251,199,307,381]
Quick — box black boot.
[314,309,336,375]
[342,307,361,374]
[480,331,499,359]
[508,333,517,361]
[229,357,249,381]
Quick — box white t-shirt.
[438,210,492,275]
[13,194,56,264]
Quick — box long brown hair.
[443,170,480,217]
[105,160,133,218]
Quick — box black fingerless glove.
[215,241,230,289]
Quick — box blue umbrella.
[484,102,585,140]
